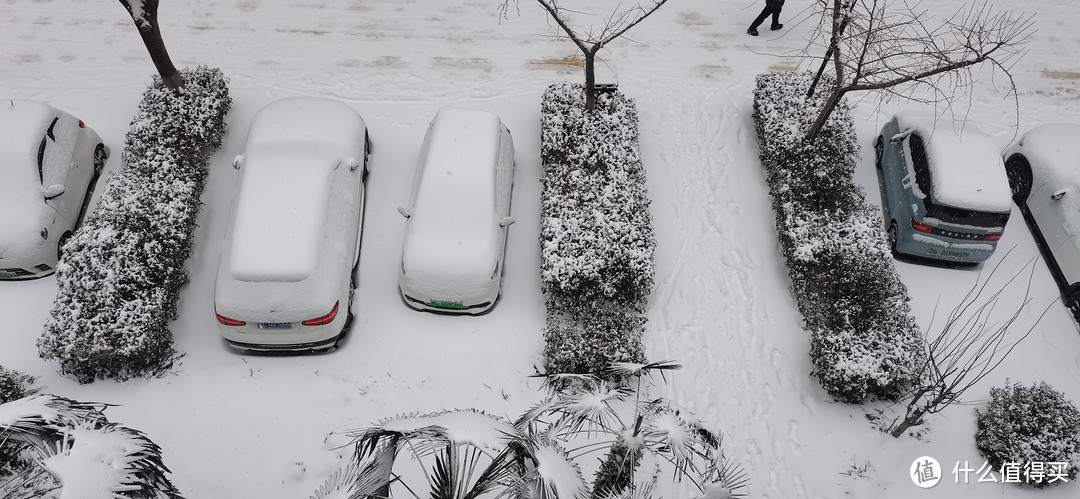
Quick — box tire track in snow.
[631,79,814,498]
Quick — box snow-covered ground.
[2,0,1080,497]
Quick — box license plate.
[0,271,16,279]
[430,300,464,309]
[260,322,293,329]
[928,249,967,259]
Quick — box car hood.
[0,204,51,263]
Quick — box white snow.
[3,1,1080,498]
[894,111,1013,213]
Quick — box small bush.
[752,71,925,402]
[38,66,231,383]
[0,366,36,476]
[539,83,656,375]
[976,381,1080,487]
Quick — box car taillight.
[216,313,245,326]
[986,233,1002,241]
[78,120,85,128]
[910,218,933,233]
[302,302,339,326]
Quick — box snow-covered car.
[397,107,515,314]
[0,100,108,280]
[1004,124,1080,306]
[214,97,369,351]
[874,111,1012,264]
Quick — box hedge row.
[539,83,656,374]
[38,67,231,383]
[752,71,925,403]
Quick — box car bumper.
[398,276,501,315]
[219,314,347,352]
[900,233,998,263]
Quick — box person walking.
[747,0,785,36]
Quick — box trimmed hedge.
[539,83,656,374]
[38,67,231,383]
[752,71,925,403]
[976,381,1080,487]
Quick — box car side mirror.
[890,130,912,144]
[42,184,65,199]
[1052,189,1068,201]
[397,206,411,218]
[232,154,244,170]
[499,216,516,227]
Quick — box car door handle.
[1052,189,1067,201]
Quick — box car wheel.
[93,143,107,173]
[1005,156,1032,203]
[874,136,884,170]
[57,231,73,262]
[887,221,899,255]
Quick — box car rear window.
[910,134,1009,229]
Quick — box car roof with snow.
[403,107,504,275]
[1,100,62,199]
[227,97,366,283]
[0,100,66,239]
[894,111,1012,214]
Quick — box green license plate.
[430,300,463,309]
[0,271,17,279]
[928,249,967,259]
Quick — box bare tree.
[500,0,670,110]
[803,0,1034,140]
[888,257,1054,438]
[118,0,185,90]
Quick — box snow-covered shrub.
[539,82,656,375]
[543,304,648,375]
[38,66,231,383]
[0,394,184,498]
[976,381,1080,487]
[752,71,925,403]
[540,82,656,311]
[0,366,36,477]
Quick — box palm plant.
[313,362,748,499]
[0,394,184,499]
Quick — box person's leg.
[749,7,772,30]
[771,7,783,29]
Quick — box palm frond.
[601,361,682,380]
[519,438,588,499]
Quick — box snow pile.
[0,394,183,499]
[752,71,925,403]
[38,67,231,383]
[975,380,1080,487]
[539,83,655,374]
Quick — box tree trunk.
[120,0,185,91]
[805,86,847,141]
[584,45,598,111]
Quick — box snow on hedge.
[752,71,925,403]
[38,67,231,384]
[539,83,655,375]
[976,380,1080,487]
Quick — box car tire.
[887,221,899,256]
[874,136,884,170]
[93,143,107,173]
[1005,155,1032,203]
[57,231,73,262]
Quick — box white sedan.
[214,97,369,351]
[0,100,108,280]
[1004,123,1080,312]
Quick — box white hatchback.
[0,100,108,280]
[214,97,369,351]
[397,107,516,314]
